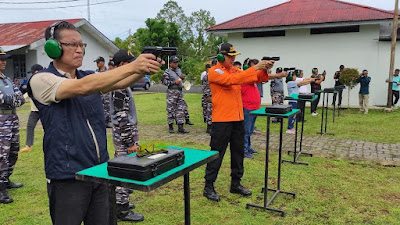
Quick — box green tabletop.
[284,93,318,102]
[317,89,337,93]
[250,108,300,118]
[76,147,219,191]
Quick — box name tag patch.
[215,69,224,74]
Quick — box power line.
[0,0,124,9]
[0,0,81,4]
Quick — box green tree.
[155,0,190,38]
[187,9,216,58]
[339,68,359,108]
[134,18,181,49]
[113,36,142,57]
[179,58,205,85]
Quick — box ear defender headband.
[312,68,317,74]
[287,73,293,81]
[45,21,64,59]
[216,44,225,62]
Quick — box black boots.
[168,123,174,133]
[203,183,220,202]
[230,181,252,196]
[6,180,23,189]
[0,184,13,204]
[185,119,194,125]
[206,124,212,134]
[178,124,189,133]
[117,203,144,222]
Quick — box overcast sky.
[0,0,396,40]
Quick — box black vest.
[28,62,109,180]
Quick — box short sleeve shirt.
[29,69,72,105]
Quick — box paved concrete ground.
[137,124,400,166]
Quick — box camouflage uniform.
[0,73,25,187]
[270,78,284,122]
[162,67,188,125]
[202,73,212,126]
[110,87,138,205]
[96,68,111,125]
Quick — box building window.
[244,30,286,38]
[310,25,360,35]
[12,55,26,78]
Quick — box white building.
[207,0,399,107]
[0,18,118,81]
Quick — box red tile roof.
[0,19,83,46]
[207,0,395,31]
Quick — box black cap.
[211,58,217,66]
[170,56,179,63]
[218,43,240,56]
[276,67,283,73]
[0,47,10,60]
[28,64,44,74]
[108,60,115,66]
[94,56,105,63]
[113,50,136,66]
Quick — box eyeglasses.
[136,142,168,157]
[60,42,87,49]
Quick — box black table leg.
[333,96,336,123]
[283,100,311,165]
[246,116,295,216]
[317,92,335,136]
[109,184,117,225]
[318,92,325,135]
[184,173,190,225]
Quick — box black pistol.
[142,46,178,58]
[262,56,280,61]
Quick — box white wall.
[228,24,400,107]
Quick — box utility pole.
[387,0,399,109]
[87,0,91,22]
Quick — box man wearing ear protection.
[310,68,325,116]
[28,21,162,224]
[203,43,273,202]
[0,48,25,204]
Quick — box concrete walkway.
[137,124,400,166]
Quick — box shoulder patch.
[215,69,224,74]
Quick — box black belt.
[168,86,182,91]
[0,109,16,115]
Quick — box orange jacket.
[208,63,269,122]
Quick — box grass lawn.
[1,93,400,224]
[137,93,400,143]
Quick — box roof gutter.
[207,19,393,36]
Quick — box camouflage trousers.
[183,101,190,120]
[271,92,284,122]
[0,114,20,185]
[201,95,207,121]
[166,89,187,124]
[203,101,212,125]
[102,93,111,124]
[113,125,139,205]
[271,91,284,105]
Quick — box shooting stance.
[28,21,162,224]
[203,43,273,202]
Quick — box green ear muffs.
[216,53,225,62]
[45,39,62,59]
[243,64,249,70]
